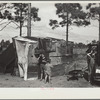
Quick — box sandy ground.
[0,51,100,87]
[0,58,98,88]
[0,72,92,88]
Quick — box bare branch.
[91,16,99,20]
[0,19,5,23]
[11,20,19,27]
[0,21,8,25]
[0,21,12,31]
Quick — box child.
[41,54,46,80]
[38,53,46,80]
[44,59,53,83]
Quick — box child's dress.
[45,63,53,76]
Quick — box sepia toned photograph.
[0,1,100,88]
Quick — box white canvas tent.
[13,36,38,80]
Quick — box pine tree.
[49,3,90,52]
[86,3,100,41]
[0,3,41,36]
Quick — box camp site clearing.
[0,36,98,87]
[0,36,100,87]
[0,58,94,87]
[0,57,96,87]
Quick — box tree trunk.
[20,3,22,36]
[27,3,31,37]
[20,20,22,36]
[66,12,69,53]
[99,14,100,42]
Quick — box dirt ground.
[0,48,100,88]
[0,58,99,88]
[0,71,93,88]
[0,72,92,88]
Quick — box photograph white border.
[0,0,100,99]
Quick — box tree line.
[0,3,100,45]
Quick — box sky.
[0,3,99,44]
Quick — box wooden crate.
[51,63,66,77]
